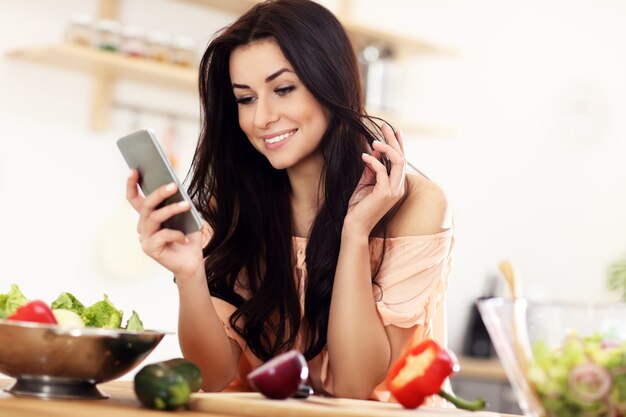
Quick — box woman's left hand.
[344,123,407,238]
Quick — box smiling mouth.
[264,129,297,144]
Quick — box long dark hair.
[188,0,393,361]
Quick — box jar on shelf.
[65,13,93,46]
[121,25,146,58]
[358,43,397,112]
[170,35,197,67]
[145,30,172,62]
[94,19,122,52]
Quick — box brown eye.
[275,86,295,96]
[236,96,255,105]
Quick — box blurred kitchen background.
[2,0,626,412]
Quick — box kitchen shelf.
[6,43,197,92]
[6,43,447,135]
[4,0,454,132]
[178,0,452,54]
[178,0,257,15]
[342,19,453,55]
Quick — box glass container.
[65,13,93,46]
[94,19,122,52]
[478,298,626,417]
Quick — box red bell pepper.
[386,339,485,411]
[7,300,58,325]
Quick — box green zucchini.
[134,358,202,410]
[163,358,203,392]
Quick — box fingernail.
[178,201,190,208]
[362,153,369,158]
[185,237,190,243]
[166,183,177,191]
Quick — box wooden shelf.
[6,43,197,92]
[177,0,451,55]
[178,0,258,15]
[5,0,454,131]
[4,0,453,131]
[6,43,447,135]
[343,19,452,55]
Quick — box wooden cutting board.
[189,392,501,417]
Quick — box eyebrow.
[232,68,293,89]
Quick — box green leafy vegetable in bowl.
[528,334,626,417]
[82,294,124,328]
[0,284,28,318]
[126,310,144,332]
[51,292,85,315]
[0,284,144,331]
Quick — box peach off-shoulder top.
[210,228,454,402]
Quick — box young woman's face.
[229,39,330,171]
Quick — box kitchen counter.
[0,379,523,417]
[452,357,520,415]
[0,379,216,417]
[457,357,508,381]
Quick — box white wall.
[353,0,626,350]
[1,0,625,377]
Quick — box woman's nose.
[254,98,279,129]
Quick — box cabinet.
[6,0,452,132]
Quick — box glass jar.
[121,25,146,58]
[358,43,396,111]
[65,13,93,46]
[170,35,196,67]
[145,30,172,62]
[94,19,122,52]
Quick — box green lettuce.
[2,284,146,330]
[125,310,144,331]
[81,294,123,329]
[51,292,85,316]
[529,335,626,417]
[0,284,28,317]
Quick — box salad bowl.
[478,298,626,417]
[0,319,166,399]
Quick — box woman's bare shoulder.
[387,173,453,238]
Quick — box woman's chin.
[267,158,294,171]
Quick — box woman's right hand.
[126,169,204,281]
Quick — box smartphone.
[117,128,202,235]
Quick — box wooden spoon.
[498,260,544,412]
[498,260,528,372]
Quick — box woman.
[126,0,453,402]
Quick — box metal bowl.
[0,319,167,399]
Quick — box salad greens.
[528,334,626,417]
[126,310,144,332]
[0,284,144,331]
[51,292,85,316]
[0,284,27,318]
[82,294,124,328]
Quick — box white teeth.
[265,130,295,144]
